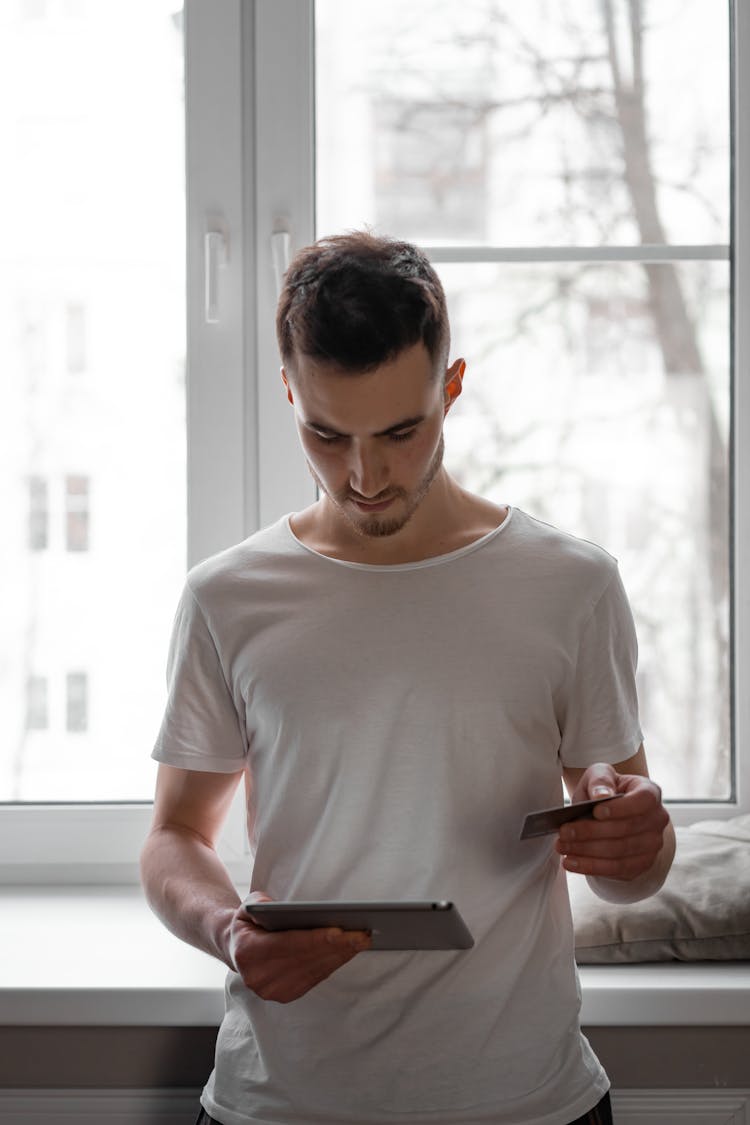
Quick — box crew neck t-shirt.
[153,506,643,1125]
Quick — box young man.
[141,232,675,1125]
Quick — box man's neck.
[291,474,508,566]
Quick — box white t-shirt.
[153,506,643,1125]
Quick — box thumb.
[245,890,274,905]
[583,763,618,799]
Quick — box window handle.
[271,229,291,297]
[204,229,229,324]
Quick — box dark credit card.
[520,793,624,840]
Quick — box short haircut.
[276,230,450,378]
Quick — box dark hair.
[276,231,450,378]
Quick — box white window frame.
[1,0,746,885]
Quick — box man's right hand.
[227,892,371,1003]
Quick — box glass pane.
[316,0,730,246]
[0,2,186,802]
[441,260,730,801]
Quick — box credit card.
[519,793,624,840]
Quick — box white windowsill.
[0,886,748,1027]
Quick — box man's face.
[282,343,463,540]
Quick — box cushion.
[570,814,750,963]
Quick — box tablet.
[243,900,474,950]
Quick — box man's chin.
[353,515,409,539]
[319,490,402,538]
[344,503,410,539]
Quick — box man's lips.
[350,494,397,512]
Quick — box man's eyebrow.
[304,415,425,438]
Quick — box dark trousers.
[195,1089,613,1124]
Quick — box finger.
[581,763,619,800]
[561,851,660,879]
[559,806,668,843]
[244,926,372,963]
[245,935,370,1003]
[292,927,371,952]
[250,956,344,1003]
[243,890,276,910]
[594,782,662,819]
[556,829,665,860]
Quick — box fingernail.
[592,786,614,797]
[565,858,579,869]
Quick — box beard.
[312,433,445,539]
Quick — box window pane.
[66,303,87,374]
[25,676,48,732]
[65,474,89,553]
[440,260,730,801]
[316,0,730,246]
[316,0,733,803]
[28,475,48,551]
[66,672,88,734]
[0,2,186,802]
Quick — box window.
[64,474,89,552]
[25,676,48,732]
[65,302,86,374]
[0,0,746,883]
[373,99,489,242]
[0,1,188,868]
[65,671,88,734]
[260,0,746,827]
[315,0,733,805]
[27,476,48,551]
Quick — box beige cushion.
[571,814,750,963]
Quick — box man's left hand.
[556,763,671,882]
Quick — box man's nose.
[348,443,387,497]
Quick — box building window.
[65,302,86,374]
[65,474,89,552]
[373,99,488,243]
[28,475,49,551]
[25,675,48,730]
[66,671,88,733]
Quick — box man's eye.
[313,431,343,444]
[389,429,416,443]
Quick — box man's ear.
[280,367,294,405]
[443,359,466,413]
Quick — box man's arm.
[140,764,370,1002]
[140,763,247,964]
[559,744,676,904]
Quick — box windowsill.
[1,886,748,1027]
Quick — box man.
[141,231,675,1125]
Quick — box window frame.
[0,0,746,885]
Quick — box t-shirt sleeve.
[152,583,248,773]
[557,565,643,768]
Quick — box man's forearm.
[140,825,241,969]
[587,821,676,904]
